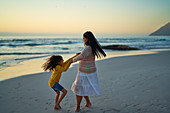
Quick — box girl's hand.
[76,52,81,55]
[69,59,73,64]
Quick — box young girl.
[42,54,78,110]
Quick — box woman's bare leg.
[84,96,92,107]
[75,95,83,112]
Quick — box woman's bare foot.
[54,104,61,110]
[75,106,80,112]
[84,102,92,107]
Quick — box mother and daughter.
[42,31,106,112]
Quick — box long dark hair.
[42,55,63,72]
[83,31,106,58]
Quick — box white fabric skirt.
[71,71,101,96]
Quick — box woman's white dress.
[71,71,101,96]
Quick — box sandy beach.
[0,50,170,113]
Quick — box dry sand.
[0,50,170,113]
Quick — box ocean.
[0,33,170,71]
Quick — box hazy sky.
[0,0,170,35]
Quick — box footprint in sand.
[132,104,139,107]
[103,108,120,113]
[29,97,33,99]
[46,102,51,105]
[137,108,141,112]
[34,99,39,101]
[14,83,21,89]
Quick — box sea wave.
[0,40,75,47]
[0,51,70,55]
[0,39,32,43]
[0,43,41,47]
[14,55,50,61]
[0,52,48,55]
[0,62,7,65]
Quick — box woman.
[70,31,106,112]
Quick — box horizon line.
[0,32,149,36]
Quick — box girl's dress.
[71,45,101,96]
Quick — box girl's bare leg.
[56,88,67,109]
[84,96,92,107]
[54,91,60,110]
[75,95,83,112]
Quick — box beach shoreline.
[0,49,170,113]
[1,35,170,82]
[0,49,165,81]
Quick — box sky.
[0,0,170,35]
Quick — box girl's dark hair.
[42,55,63,72]
[83,31,106,58]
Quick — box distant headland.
[149,22,170,36]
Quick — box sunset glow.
[0,0,170,34]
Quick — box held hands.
[70,53,80,64]
[69,59,73,64]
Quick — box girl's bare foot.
[84,102,92,107]
[54,104,61,110]
[58,104,62,109]
[75,106,80,112]
[54,105,58,110]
